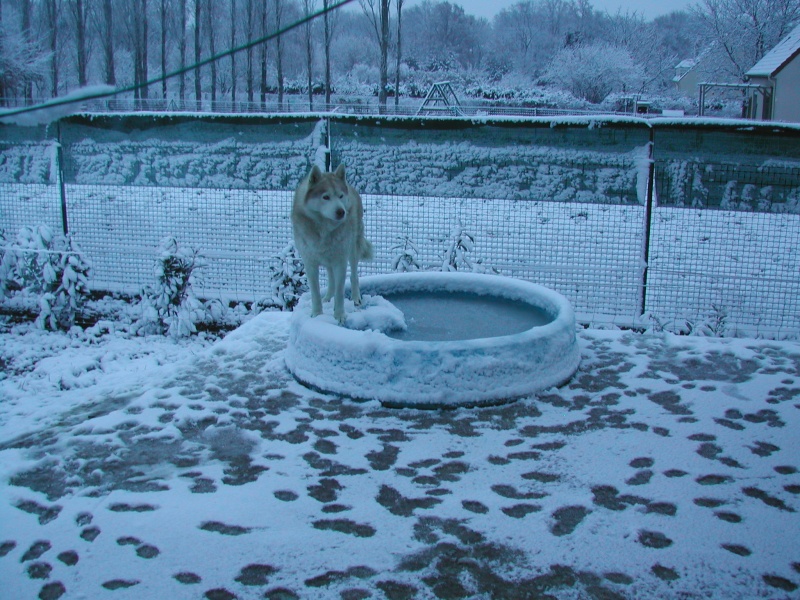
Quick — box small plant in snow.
[138,237,208,337]
[0,230,14,294]
[687,304,729,337]
[440,220,494,273]
[0,225,91,330]
[391,235,421,272]
[260,243,307,311]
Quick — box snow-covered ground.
[1,312,799,599]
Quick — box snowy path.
[1,315,799,599]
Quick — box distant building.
[673,49,719,97]
[673,58,700,96]
[744,24,800,122]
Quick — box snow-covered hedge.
[0,142,58,184]
[60,117,323,190]
[331,122,649,204]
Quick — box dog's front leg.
[331,262,347,324]
[323,266,334,302]
[307,262,323,317]
[350,254,362,306]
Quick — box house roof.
[746,23,800,77]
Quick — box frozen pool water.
[286,272,580,408]
[383,291,551,342]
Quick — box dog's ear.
[309,165,323,185]
[334,163,346,181]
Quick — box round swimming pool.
[285,272,580,408]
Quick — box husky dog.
[292,164,373,324]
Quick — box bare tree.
[131,0,149,101]
[275,0,285,109]
[194,0,201,105]
[160,0,167,98]
[260,0,268,106]
[22,0,33,99]
[207,0,218,106]
[302,0,316,108]
[323,0,341,105]
[179,0,187,101]
[245,0,255,102]
[68,0,90,88]
[46,0,61,96]
[394,0,403,107]
[693,0,800,80]
[544,42,644,102]
[101,0,115,86]
[492,0,573,75]
[230,0,236,103]
[0,0,48,102]
[361,0,391,112]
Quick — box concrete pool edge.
[285,272,581,408]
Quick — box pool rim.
[285,271,580,407]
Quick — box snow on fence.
[1,114,799,337]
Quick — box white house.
[673,58,700,96]
[744,24,800,122]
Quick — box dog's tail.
[359,237,374,261]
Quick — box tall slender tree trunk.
[103,0,115,87]
[132,0,148,103]
[207,0,217,108]
[362,0,391,114]
[324,0,332,105]
[49,0,60,98]
[160,0,167,99]
[230,0,237,105]
[246,0,254,103]
[260,1,268,107]
[194,0,201,107]
[21,0,33,101]
[378,0,389,113]
[179,0,187,101]
[394,0,403,108]
[75,0,87,87]
[303,0,314,109]
[1,0,6,103]
[275,0,284,109]
[133,1,141,101]
[141,0,149,100]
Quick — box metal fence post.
[639,126,656,316]
[56,121,69,236]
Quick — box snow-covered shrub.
[0,225,92,330]
[687,304,729,337]
[137,237,208,337]
[440,220,494,273]
[391,235,422,272]
[258,243,307,311]
[542,43,644,104]
[0,230,15,294]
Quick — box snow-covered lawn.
[1,313,799,598]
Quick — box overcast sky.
[406,0,695,21]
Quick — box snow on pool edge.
[285,273,581,407]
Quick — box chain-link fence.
[2,114,799,337]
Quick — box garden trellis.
[1,113,799,338]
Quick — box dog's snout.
[335,207,346,220]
